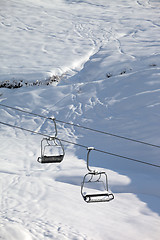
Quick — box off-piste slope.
[0,0,160,240]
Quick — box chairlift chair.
[81,147,114,203]
[37,118,65,164]
[37,137,65,163]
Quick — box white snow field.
[0,0,160,239]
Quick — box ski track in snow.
[0,0,160,239]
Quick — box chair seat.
[83,192,114,203]
[41,155,64,163]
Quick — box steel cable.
[0,120,159,168]
[0,103,160,149]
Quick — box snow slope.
[0,0,160,239]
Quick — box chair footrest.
[83,192,114,203]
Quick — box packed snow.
[0,0,160,239]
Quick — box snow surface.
[0,0,160,239]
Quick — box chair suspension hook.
[49,117,58,138]
[87,147,95,172]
